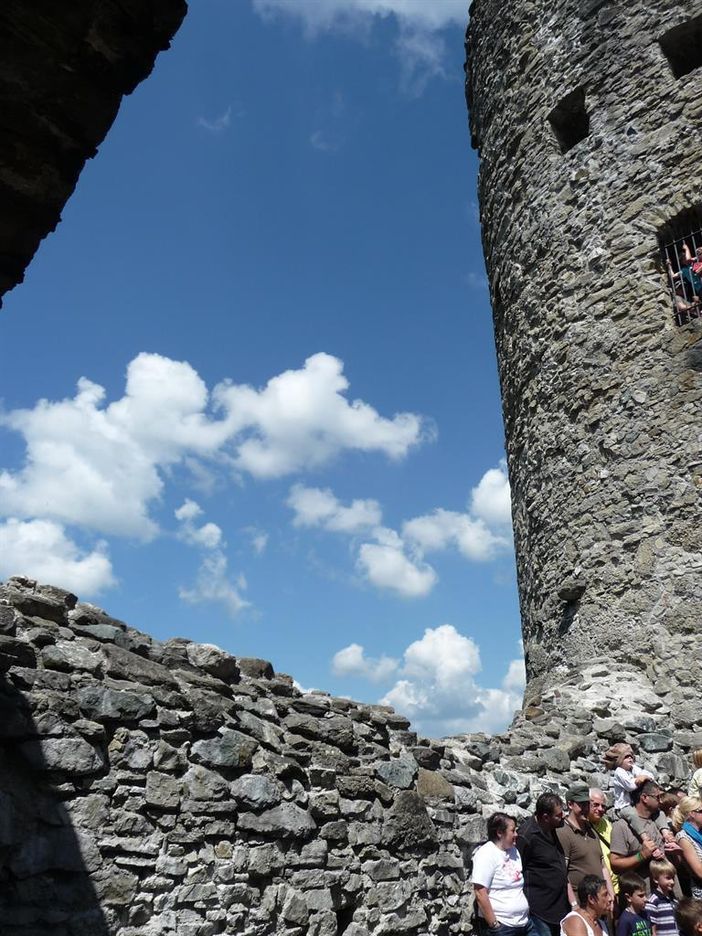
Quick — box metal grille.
[661,228,702,326]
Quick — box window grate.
[661,229,702,325]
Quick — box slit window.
[548,86,590,154]
[659,15,702,79]
[659,206,702,326]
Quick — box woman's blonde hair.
[672,796,702,833]
[692,750,702,770]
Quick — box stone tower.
[466,1,702,698]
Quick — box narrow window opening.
[659,15,702,79]
[659,206,702,326]
[548,86,590,153]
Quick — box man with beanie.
[517,792,570,936]
[557,782,615,911]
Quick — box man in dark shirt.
[517,792,570,936]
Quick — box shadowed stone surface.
[0,0,187,307]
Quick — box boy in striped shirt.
[646,860,679,936]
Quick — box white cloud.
[356,532,437,598]
[286,462,511,600]
[218,352,427,478]
[502,657,526,694]
[288,484,382,533]
[252,0,467,94]
[332,642,398,681]
[375,624,525,737]
[173,501,249,619]
[179,552,249,619]
[0,352,425,541]
[401,461,512,561]
[470,460,511,526]
[175,500,223,550]
[245,527,269,555]
[197,106,232,132]
[0,519,115,596]
[402,509,508,561]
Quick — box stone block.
[230,773,284,810]
[237,803,317,839]
[0,635,37,671]
[375,754,417,790]
[78,684,156,722]
[145,771,181,809]
[191,730,259,769]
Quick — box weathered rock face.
[0,0,187,306]
[3,578,702,935]
[466,0,702,693]
[0,579,476,935]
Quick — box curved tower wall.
[467,0,702,695]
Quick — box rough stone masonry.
[466,0,702,697]
[2,577,702,936]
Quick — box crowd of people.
[470,746,702,936]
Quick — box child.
[604,744,675,844]
[676,899,702,936]
[646,859,679,936]
[617,874,652,936]
[688,752,702,800]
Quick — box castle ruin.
[467,0,702,695]
[1,2,702,934]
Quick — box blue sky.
[0,0,524,737]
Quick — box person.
[472,811,533,936]
[672,798,702,899]
[689,754,702,800]
[517,792,570,936]
[645,859,679,936]
[667,246,702,300]
[610,781,670,887]
[676,898,702,936]
[662,795,682,820]
[558,784,615,912]
[561,875,611,936]
[673,287,701,321]
[617,874,652,936]
[590,788,617,896]
[604,746,674,845]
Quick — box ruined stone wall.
[3,579,702,936]
[466,0,702,694]
[0,579,476,936]
[0,0,187,306]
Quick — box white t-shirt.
[471,840,530,926]
[612,765,653,810]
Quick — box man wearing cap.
[610,780,669,890]
[557,783,615,912]
[517,792,570,936]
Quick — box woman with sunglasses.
[672,798,702,899]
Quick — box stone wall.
[3,578,702,936]
[0,0,187,307]
[466,0,702,693]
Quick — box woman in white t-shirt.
[472,812,533,936]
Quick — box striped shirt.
[645,891,678,936]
